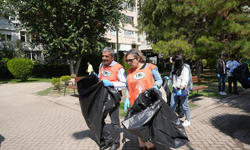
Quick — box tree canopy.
[2,0,126,75]
[138,0,250,63]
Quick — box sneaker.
[182,120,191,127]
[218,92,223,95]
[222,92,227,95]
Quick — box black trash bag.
[122,88,189,148]
[162,78,171,106]
[232,63,250,89]
[77,75,121,144]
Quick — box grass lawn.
[0,77,53,84]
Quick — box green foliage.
[118,58,131,73]
[3,0,126,75]
[7,58,34,81]
[202,59,208,68]
[156,62,164,72]
[165,62,173,71]
[138,0,250,67]
[51,77,61,93]
[60,75,71,82]
[1,58,9,64]
[51,77,61,87]
[32,63,70,77]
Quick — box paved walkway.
[0,82,250,150]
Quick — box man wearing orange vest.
[98,47,126,150]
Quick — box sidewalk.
[0,82,250,150]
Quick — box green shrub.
[165,62,173,71]
[156,62,164,72]
[202,59,207,68]
[60,75,71,86]
[51,77,61,93]
[60,75,71,82]
[7,58,34,81]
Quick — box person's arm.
[185,64,193,89]
[113,68,127,91]
[152,66,163,88]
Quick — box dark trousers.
[102,103,120,145]
[228,76,238,93]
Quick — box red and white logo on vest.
[102,70,111,76]
[133,72,146,80]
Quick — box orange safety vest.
[99,62,124,82]
[127,63,156,106]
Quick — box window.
[125,16,134,24]
[122,2,134,11]
[21,31,26,42]
[124,30,135,38]
[110,29,121,36]
[7,35,11,41]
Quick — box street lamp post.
[116,9,119,62]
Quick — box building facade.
[0,16,43,61]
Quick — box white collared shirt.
[172,66,189,89]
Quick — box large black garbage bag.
[232,63,250,88]
[162,78,171,105]
[77,75,121,144]
[122,88,189,148]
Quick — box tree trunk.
[195,59,203,79]
[74,56,82,76]
[69,57,75,77]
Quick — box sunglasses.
[125,58,135,63]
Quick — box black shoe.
[109,144,120,150]
[100,141,113,150]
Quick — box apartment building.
[105,1,140,54]
[0,16,43,61]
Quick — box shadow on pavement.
[72,129,98,145]
[0,134,5,148]
[211,114,250,145]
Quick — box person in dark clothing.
[226,54,240,94]
[216,53,228,95]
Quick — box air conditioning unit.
[132,40,136,43]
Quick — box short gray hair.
[103,47,115,57]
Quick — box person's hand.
[217,74,220,78]
[124,98,130,111]
[153,85,159,90]
[244,62,248,65]
[229,68,233,73]
[177,89,182,96]
[164,76,169,80]
[248,77,250,81]
[189,87,193,91]
[102,80,113,87]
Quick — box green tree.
[138,0,250,76]
[3,0,126,76]
[7,58,34,81]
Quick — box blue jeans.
[170,88,190,121]
[218,74,226,92]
